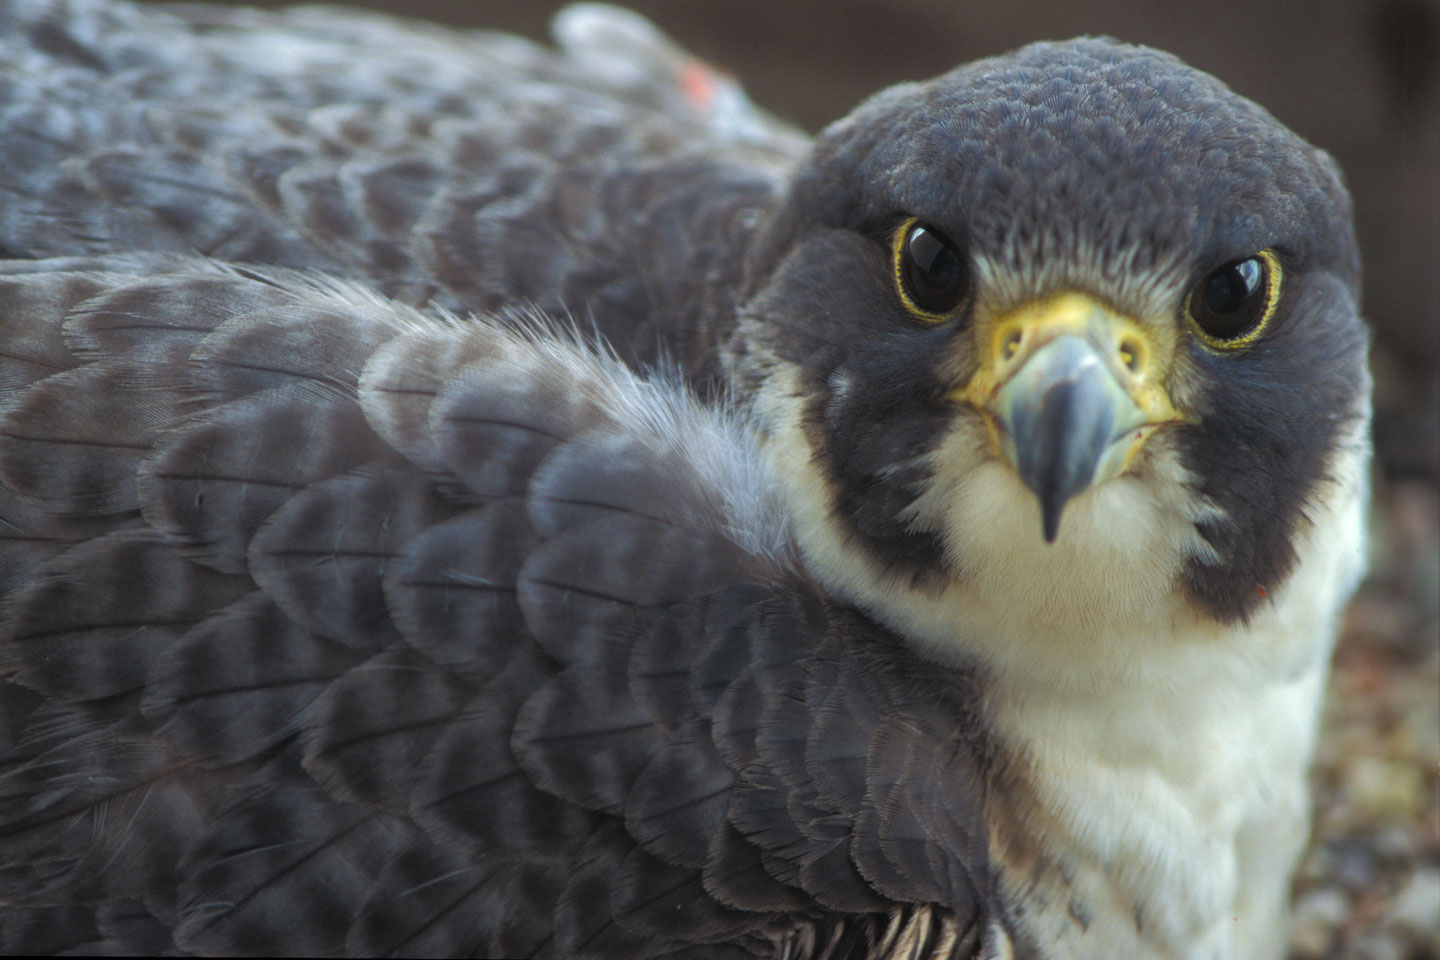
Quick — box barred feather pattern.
[0,0,795,388]
[0,258,999,957]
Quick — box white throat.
[758,375,1370,959]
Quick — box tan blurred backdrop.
[144,0,1440,484]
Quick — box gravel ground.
[1292,478,1440,960]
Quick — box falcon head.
[729,38,1370,675]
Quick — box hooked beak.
[955,293,1183,542]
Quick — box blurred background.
[145,2,1440,956]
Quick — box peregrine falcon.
[0,2,1371,958]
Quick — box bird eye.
[1187,249,1282,347]
[893,218,968,319]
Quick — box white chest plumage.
[759,366,1370,959]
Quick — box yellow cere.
[951,290,1193,429]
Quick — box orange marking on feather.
[680,61,719,110]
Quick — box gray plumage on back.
[0,2,1369,958]
[0,0,798,381]
[0,256,991,956]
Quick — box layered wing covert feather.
[0,258,996,956]
[0,0,797,384]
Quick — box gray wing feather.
[0,0,792,380]
[0,257,996,954]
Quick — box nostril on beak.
[1118,337,1142,373]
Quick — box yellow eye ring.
[1187,248,1283,349]
[892,217,968,321]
